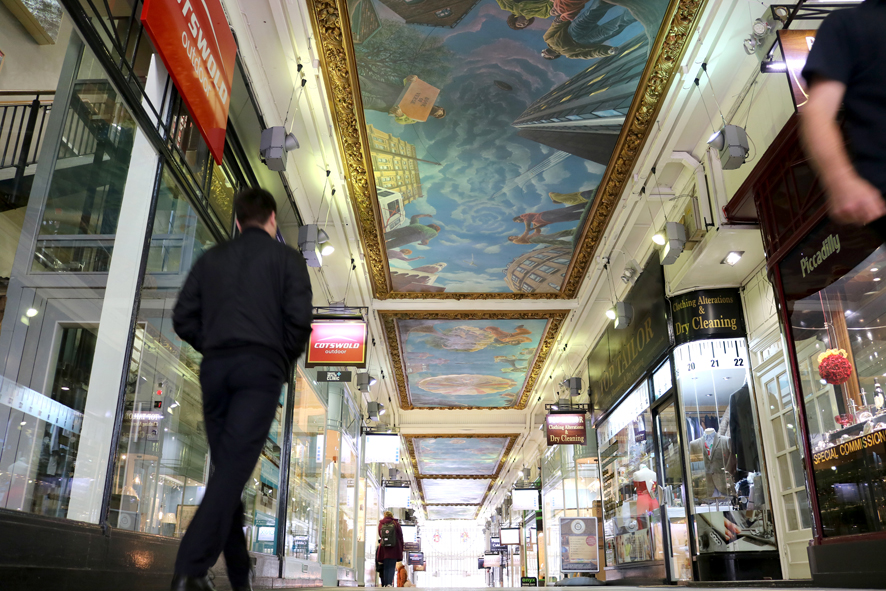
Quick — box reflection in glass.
[674,339,777,554]
[33,49,137,273]
[657,401,691,580]
[784,244,886,537]
[107,167,217,535]
[286,367,324,561]
[597,383,659,565]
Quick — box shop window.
[242,384,288,554]
[207,162,236,230]
[106,166,217,536]
[32,50,139,273]
[0,326,92,517]
[597,383,660,566]
[782,239,886,538]
[673,338,778,552]
[653,359,672,399]
[285,367,325,561]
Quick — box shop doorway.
[415,521,487,587]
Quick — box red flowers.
[818,349,853,385]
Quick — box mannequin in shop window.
[633,464,659,514]
[689,428,736,499]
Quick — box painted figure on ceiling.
[385,214,442,249]
[508,227,575,246]
[543,6,636,59]
[388,248,425,262]
[486,325,534,346]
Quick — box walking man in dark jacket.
[377,511,405,586]
[170,188,313,591]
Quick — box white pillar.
[66,57,167,523]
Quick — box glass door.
[655,398,692,581]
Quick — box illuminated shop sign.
[141,0,238,164]
[545,413,586,446]
[671,288,745,345]
[305,321,367,367]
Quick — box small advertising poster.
[559,517,599,573]
[407,552,424,566]
[521,577,538,587]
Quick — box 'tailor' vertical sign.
[141,0,237,164]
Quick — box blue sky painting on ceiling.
[398,318,548,408]
[414,437,510,475]
[422,478,492,504]
[348,0,668,293]
[426,505,480,520]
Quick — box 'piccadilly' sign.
[545,413,586,446]
[141,0,237,164]
[306,321,368,368]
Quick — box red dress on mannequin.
[635,480,660,514]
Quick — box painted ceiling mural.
[344,0,670,295]
[382,311,565,410]
[426,505,479,520]
[400,317,546,407]
[411,436,513,476]
[421,478,492,504]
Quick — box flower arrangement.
[818,348,852,385]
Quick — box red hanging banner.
[141,0,238,164]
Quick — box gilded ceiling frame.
[402,434,519,480]
[417,478,492,507]
[306,0,707,300]
[378,310,567,411]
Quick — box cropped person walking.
[170,188,313,591]
[800,0,886,235]
[378,511,405,586]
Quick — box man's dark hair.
[234,187,277,227]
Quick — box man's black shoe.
[171,574,216,591]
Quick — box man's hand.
[828,173,886,225]
[389,106,404,117]
[405,75,418,84]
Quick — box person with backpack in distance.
[378,511,404,586]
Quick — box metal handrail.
[0,90,56,97]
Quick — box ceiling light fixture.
[605,308,617,320]
[652,232,666,246]
[613,301,633,330]
[760,61,787,73]
[25,308,38,318]
[721,251,745,266]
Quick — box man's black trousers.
[174,354,285,585]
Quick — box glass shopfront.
[597,381,665,571]
[673,338,779,578]
[286,367,325,563]
[541,441,601,583]
[779,220,886,539]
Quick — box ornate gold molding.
[306,0,706,300]
[402,434,519,480]
[378,310,567,411]
[417,478,492,507]
[560,0,706,299]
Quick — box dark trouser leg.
[382,559,397,586]
[174,355,284,577]
[569,4,635,45]
[223,499,251,586]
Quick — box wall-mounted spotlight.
[611,301,633,329]
[708,124,749,170]
[357,372,378,393]
[657,222,687,265]
[367,400,382,421]
[620,259,641,284]
[298,224,333,267]
[260,126,299,171]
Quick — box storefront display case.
[673,338,780,579]
[778,220,886,544]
